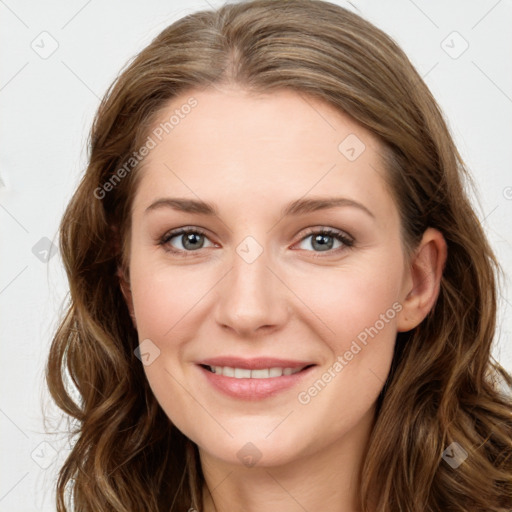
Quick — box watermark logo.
[134,338,161,366]
[442,441,468,469]
[32,236,58,262]
[338,133,366,161]
[441,31,469,59]
[236,236,264,264]
[236,442,262,467]
[31,441,58,469]
[31,31,59,59]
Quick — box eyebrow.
[145,196,375,219]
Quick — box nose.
[213,240,291,338]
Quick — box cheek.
[129,261,214,339]
[288,257,403,413]
[293,273,400,437]
[128,262,205,433]
[291,261,403,349]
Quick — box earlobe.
[117,265,137,329]
[396,228,447,332]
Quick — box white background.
[1,0,511,510]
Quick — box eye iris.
[312,233,334,251]
[182,232,204,250]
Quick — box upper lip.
[198,357,315,370]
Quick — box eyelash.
[158,226,354,259]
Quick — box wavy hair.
[46,0,512,510]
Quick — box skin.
[119,85,447,512]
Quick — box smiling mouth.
[200,364,314,378]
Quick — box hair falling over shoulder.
[46,0,512,510]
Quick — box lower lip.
[198,365,315,400]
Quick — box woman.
[46,0,512,510]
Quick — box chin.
[189,420,323,469]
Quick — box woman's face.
[124,85,415,468]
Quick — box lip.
[198,356,313,370]
[197,357,316,400]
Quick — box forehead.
[131,86,394,220]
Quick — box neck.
[198,407,376,512]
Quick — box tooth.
[206,365,306,378]
[234,368,251,378]
[223,366,235,377]
[251,368,270,379]
[269,367,284,377]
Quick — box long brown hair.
[46,0,512,510]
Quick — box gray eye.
[297,233,343,252]
[165,230,214,252]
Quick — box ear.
[117,265,137,329]
[396,228,447,332]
